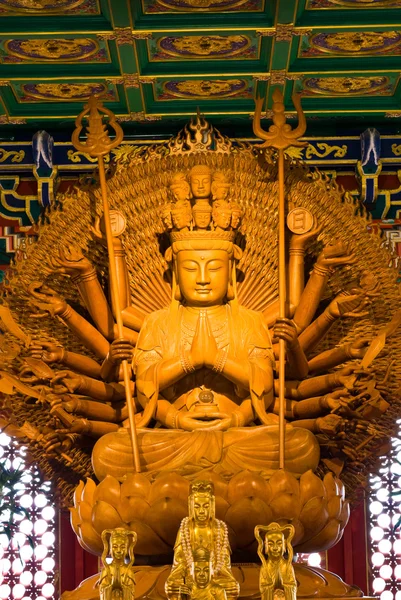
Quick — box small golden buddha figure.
[171,172,192,203]
[99,528,137,600]
[255,523,297,600]
[172,200,193,232]
[211,172,230,203]
[212,201,232,231]
[166,481,239,600]
[192,200,212,230]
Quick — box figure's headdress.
[254,522,295,564]
[165,166,242,258]
[193,545,211,563]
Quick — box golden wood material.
[165,481,239,600]
[72,94,140,473]
[99,528,137,600]
[253,88,307,469]
[255,523,296,600]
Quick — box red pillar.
[327,500,370,595]
[59,509,99,594]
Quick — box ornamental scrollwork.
[305,143,348,159]
[0,148,25,163]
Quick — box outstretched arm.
[293,243,355,333]
[29,282,110,359]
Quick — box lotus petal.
[128,520,170,555]
[323,473,339,499]
[69,507,81,536]
[338,500,350,529]
[92,500,123,535]
[299,497,328,537]
[296,519,340,553]
[269,470,299,498]
[93,475,121,507]
[118,496,151,523]
[73,480,85,507]
[225,498,272,547]
[82,478,97,506]
[290,519,305,546]
[79,521,103,555]
[227,471,271,505]
[149,473,189,505]
[215,497,230,520]
[121,473,151,500]
[299,470,326,506]
[327,496,341,520]
[145,498,187,546]
[78,500,93,524]
[269,493,301,520]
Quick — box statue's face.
[192,494,212,523]
[265,533,284,560]
[172,208,191,230]
[177,250,229,307]
[194,562,211,588]
[231,210,241,229]
[190,174,211,199]
[193,210,211,229]
[213,210,231,230]
[213,185,229,202]
[111,536,127,561]
[172,184,190,203]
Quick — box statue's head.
[211,171,230,202]
[189,481,215,524]
[171,200,192,231]
[192,546,212,588]
[101,527,137,567]
[192,200,212,230]
[189,164,212,199]
[171,172,191,203]
[256,522,294,564]
[110,529,129,561]
[212,201,232,230]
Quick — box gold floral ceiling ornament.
[0,0,91,13]
[303,76,390,96]
[152,0,251,10]
[20,82,111,102]
[161,78,251,99]
[4,38,100,62]
[308,31,401,55]
[155,34,253,59]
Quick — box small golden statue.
[166,481,239,600]
[255,523,297,600]
[99,528,137,600]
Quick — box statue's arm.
[288,221,321,316]
[293,243,355,333]
[54,396,127,423]
[298,308,336,354]
[58,351,102,378]
[308,339,369,373]
[57,304,110,359]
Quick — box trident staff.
[72,95,141,473]
[253,89,307,470]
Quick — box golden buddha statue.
[99,528,136,600]
[166,481,239,600]
[1,113,399,575]
[255,523,297,600]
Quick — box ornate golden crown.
[190,481,214,496]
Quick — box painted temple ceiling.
[0,0,401,136]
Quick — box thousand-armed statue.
[0,97,400,598]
